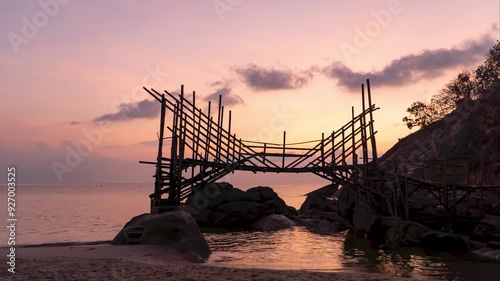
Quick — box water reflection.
[205,227,500,281]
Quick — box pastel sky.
[0,0,499,186]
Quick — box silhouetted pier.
[140,80,500,233]
[140,80,379,210]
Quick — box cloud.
[323,31,497,91]
[203,87,244,106]
[93,99,160,122]
[69,121,82,125]
[234,64,312,91]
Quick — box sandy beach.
[0,244,426,281]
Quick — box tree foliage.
[403,41,500,130]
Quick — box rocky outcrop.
[471,215,500,242]
[469,241,500,263]
[378,82,500,186]
[113,207,211,260]
[295,210,350,235]
[381,216,430,245]
[296,184,357,235]
[247,186,298,219]
[251,214,295,232]
[337,186,356,221]
[299,184,339,213]
[352,206,381,235]
[185,182,297,228]
[212,201,273,227]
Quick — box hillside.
[379,81,500,186]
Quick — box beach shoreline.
[1,244,424,281]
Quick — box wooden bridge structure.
[140,79,382,213]
[139,79,500,233]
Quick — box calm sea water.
[1,183,499,280]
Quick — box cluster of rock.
[184,182,297,231]
[112,206,211,262]
[298,183,500,263]
[112,180,500,264]
[113,83,500,264]
[112,183,298,263]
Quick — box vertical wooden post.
[282,131,286,169]
[466,160,470,216]
[196,108,203,177]
[452,183,457,231]
[351,106,356,205]
[219,105,224,163]
[331,131,335,185]
[263,143,267,165]
[228,110,233,167]
[361,84,369,167]
[202,102,212,185]
[228,110,232,148]
[205,101,212,161]
[351,106,357,168]
[341,129,346,178]
[238,138,242,164]
[480,153,484,217]
[231,133,237,172]
[177,85,186,202]
[216,95,222,163]
[443,158,449,232]
[169,103,179,201]
[154,94,167,202]
[404,176,409,220]
[321,132,325,169]
[191,91,196,186]
[366,79,378,168]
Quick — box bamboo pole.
[169,103,179,201]
[361,84,369,167]
[321,132,325,169]
[263,143,267,165]
[366,79,378,168]
[154,94,167,202]
[444,158,449,232]
[216,95,222,163]
[282,131,286,168]
[191,91,196,186]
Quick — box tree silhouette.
[403,41,500,130]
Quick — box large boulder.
[471,215,500,242]
[299,184,339,213]
[352,206,381,235]
[295,210,350,235]
[113,207,211,260]
[247,186,298,219]
[251,214,295,231]
[381,216,430,245]
[337,186,356,220]
[212,201,273,227]
[185,183,296,227]
[296,217,342,235]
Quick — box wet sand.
[1,244,427,280]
